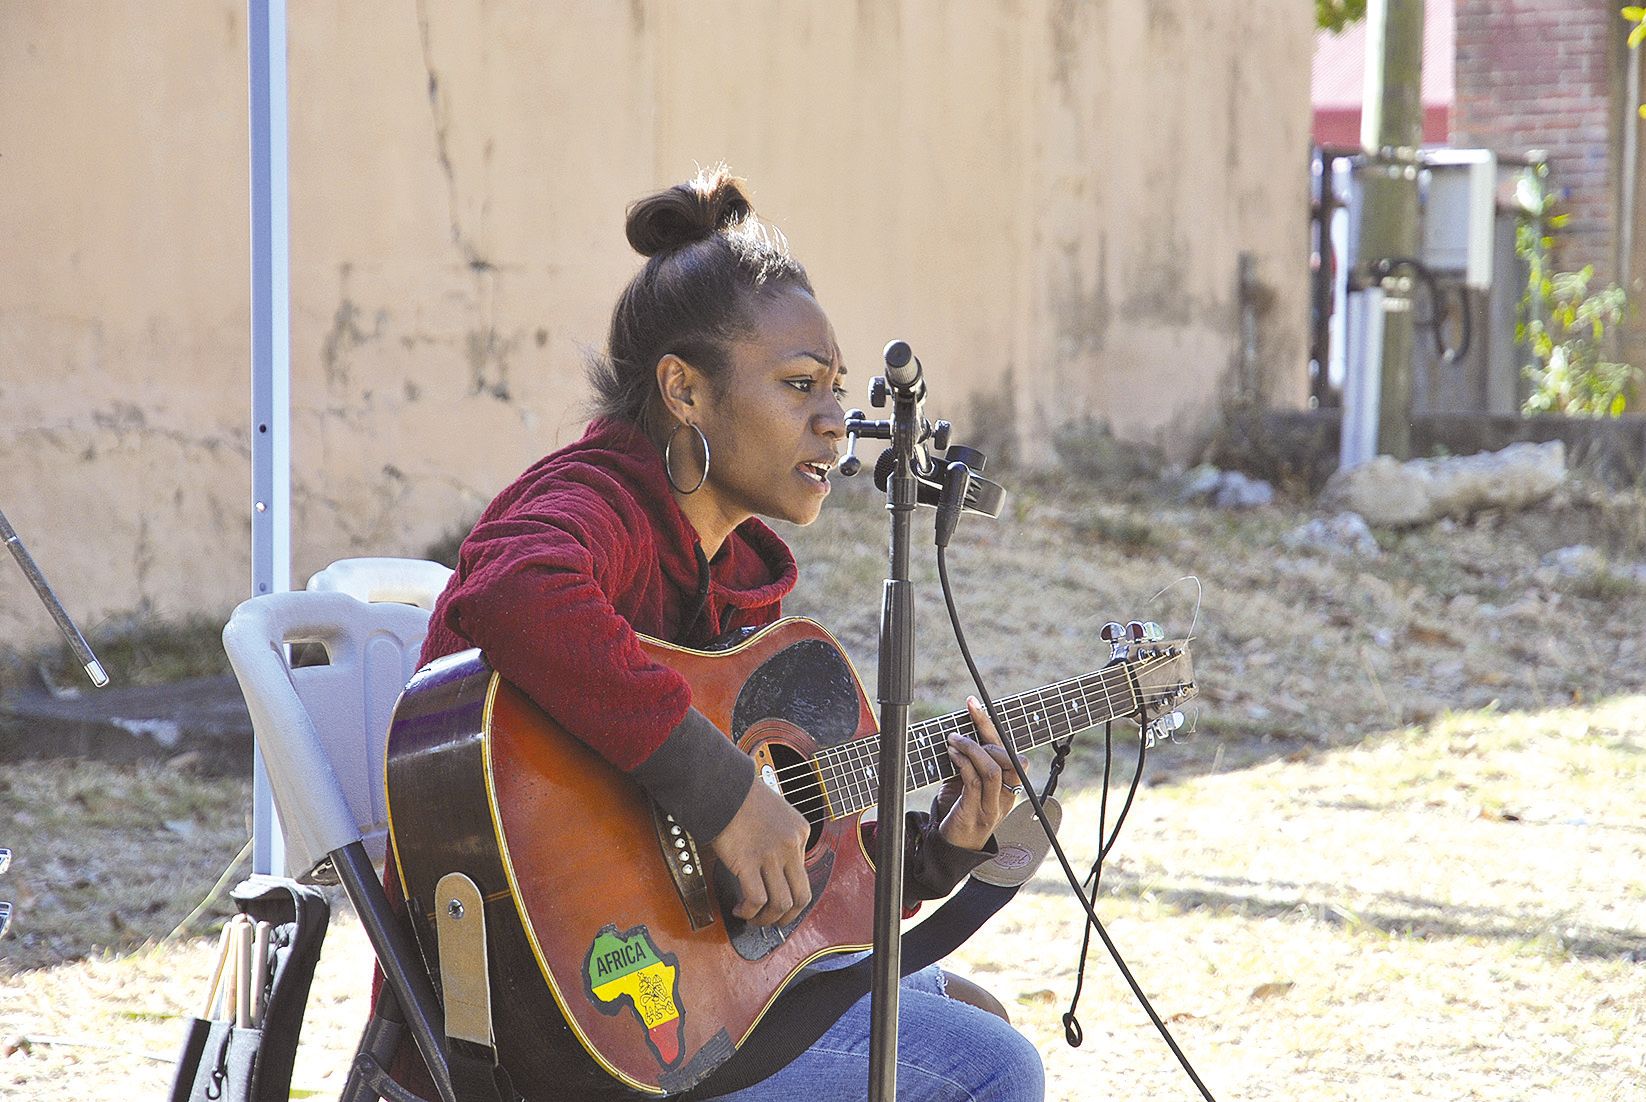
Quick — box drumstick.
[236,917,253,1028]
[213,916,245,1021]
[199,921,236,1019]
[250,920,272,1027]
[211,916,246,1020]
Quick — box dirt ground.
[2,472,1644,1100]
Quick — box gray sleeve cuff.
[628,707,756,844]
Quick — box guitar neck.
[816,663,1141,820]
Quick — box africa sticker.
[583,924,686,1069]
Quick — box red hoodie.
[420,417,796,839]
[425,417,798,731]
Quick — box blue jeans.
[707,965,1045,1102]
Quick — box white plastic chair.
[306,557,454,612]
[222,559,460,1102]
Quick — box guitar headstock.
[1105,622,1197,744]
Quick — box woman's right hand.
[710,777,812,927]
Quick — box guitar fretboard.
[814,661,1144,820]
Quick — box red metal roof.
[1313,0,1454,144]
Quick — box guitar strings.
[775,695,1188,825]
[750,652,1192,823]
[754,654,1190,801]
[753,649,1186,789]
[758,686,1189,807]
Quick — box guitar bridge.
[652,803,716,931]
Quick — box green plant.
[1627,8,1646,118]
[1516,174,1638,416]
[1317,0,1367,33]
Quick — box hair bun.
[625,164,755,258]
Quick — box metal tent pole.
[249,0,291,876]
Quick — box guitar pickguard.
[717,849,836,962]
[731,638,861,748]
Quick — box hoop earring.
[664,422,710,495]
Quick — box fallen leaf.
[1406,622,1464,648]
[1473,805,1522,822]
[1249,981,1294,1001]
[1018,989,1058,1005]
[3,1035,32,1057]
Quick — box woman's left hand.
[934,696,1022,852]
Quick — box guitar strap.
[681,798,1059,1100]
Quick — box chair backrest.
[305,556,453,610]
[223,559,453,880]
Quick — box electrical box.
[1420,149,1497,290]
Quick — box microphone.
[882,340,925,401]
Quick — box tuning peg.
[0,848,10,876]
[1126,620,1146,641]
[1100,622,1126,642]
[1144,711,1185,747]
[1142,621,1164,642]
[0,901,11,940]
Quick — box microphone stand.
[844,341,939,1102]
[0,504,108,688]
[841,342,1008,1101]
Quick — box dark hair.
[587,165,814,435]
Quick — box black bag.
[168,875,330,1102]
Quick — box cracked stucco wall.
[0,1,1308,651]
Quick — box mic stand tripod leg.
[0,505,108,687]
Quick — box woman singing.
[400,166,1044,1102]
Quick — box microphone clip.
[837,340,1009,545]
[839,409,950,480]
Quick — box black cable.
[1042,736,1074,800]
[1092,726,1150,875]
[1371,255,1473,363]
[1063,723,1113,1047]
[935,546,1220,1102]
[1069,720,1152,1044]
[1088,723,1115,892]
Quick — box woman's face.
[683,286,849,534]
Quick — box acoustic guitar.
[385,617,1195,1098]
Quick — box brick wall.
[1453,0,1621,280]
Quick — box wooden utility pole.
[1359,0,1425,459]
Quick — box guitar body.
[386,618,882,1098]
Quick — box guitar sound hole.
[767,742,827,850]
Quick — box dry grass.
[3,474,1645,1100]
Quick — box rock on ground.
[1283,512,1381,557]
[1181,465,1275,510]
[1535,544,1646,587]
[1322,441,1566,527]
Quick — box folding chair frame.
[222,560,476,1102]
